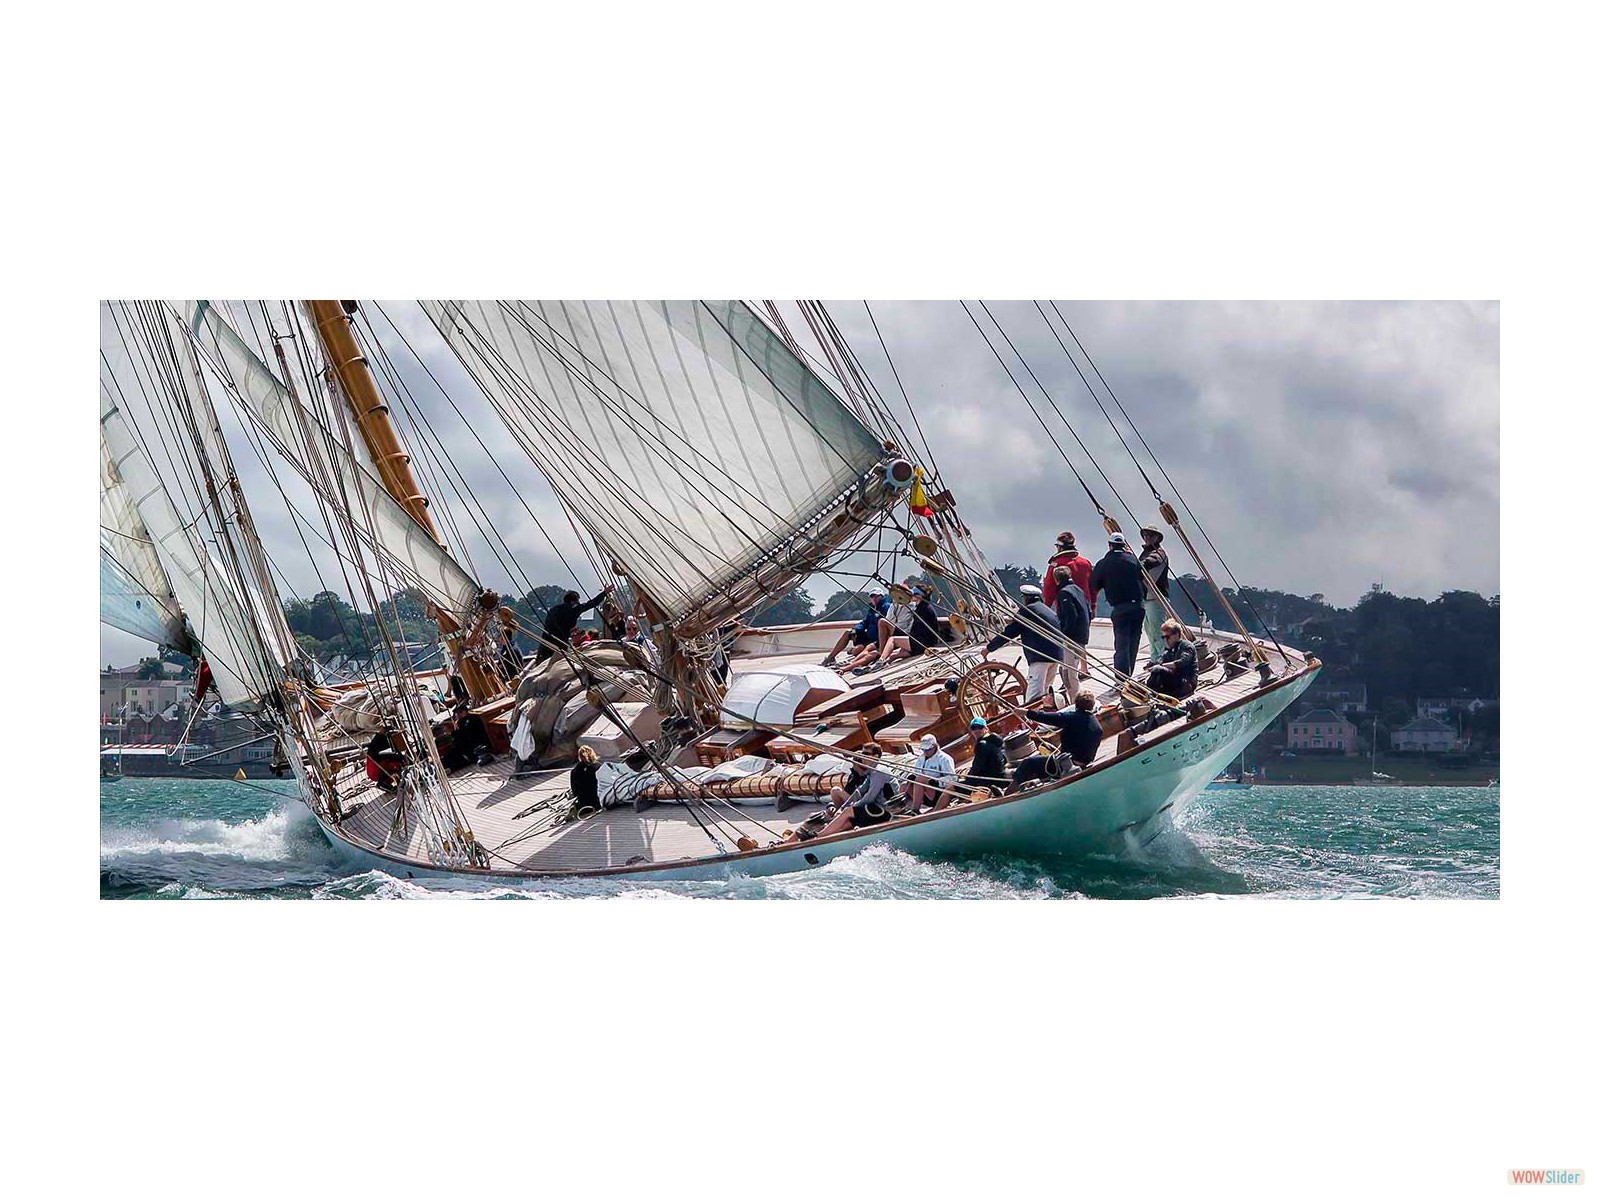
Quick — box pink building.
[1287,708,1358,754]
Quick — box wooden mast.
[306,300,501,702]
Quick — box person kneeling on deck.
[984,584,1065,704]
[441,702,494,771]
[570,745,601,816]
[962,716,1010,798]
[1146,619,1198,699]
[365,730,403,791]
[817,743,897,836]
[908,732,958,812]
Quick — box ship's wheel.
[955,660,1027,725]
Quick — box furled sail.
[99,360,267,706]
[422,301,891,635]
[100,429,189,649]
[179,301,481,622]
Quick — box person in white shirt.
[908,732,957,812]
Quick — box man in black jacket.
[534,585,614,663]
[985,583,1065,703]
[1139,522,1171,668]
[1090,532,1144,681]
[1147,619,1199,699]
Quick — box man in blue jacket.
[1089,532,1144,682]
[1052,563,1092,700]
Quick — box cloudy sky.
[100,300,1498,665]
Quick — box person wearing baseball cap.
[1091,530,1146,679]
[822,587,889,672]
[907,732,957,813]
[963,715,1010,798]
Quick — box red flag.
[193,657,214,704]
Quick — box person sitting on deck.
[534,585,614,664]
[365,730,403,790]
[441,702,494,771]
[984,584,1066,704]
[877,586,941,672]
[823,589,888,672]
[816,742,897,836]
[1146,619,1199,699]
[1026,686,1105,769]
[600,600,628,642]
[570,745,601,815]
[962,716,1010,798]
[866,586,915,673]
[908,732,958,812]
[621,615,659,668]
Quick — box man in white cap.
[908,732,957,813]
[984,583,1065,704]
[1090,531,1145,680]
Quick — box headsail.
[100,318,269,706]
[422,300,892,634]
[179,301,482,623]
[100,428,188,649]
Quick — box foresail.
[422,301,889,630]
[99,374,266,706]
[180,301,481,622]
[100,429,188,648]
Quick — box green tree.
[746,588,816,626]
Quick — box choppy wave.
[100,780,1499,900]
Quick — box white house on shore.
[1391,716,1459,753]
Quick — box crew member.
[984,583,1065,704]
[963,716,1010,796]
[570,745,601,814]
[1139,522,1171,667]
[1027,687,1105,767]
[1147,619,1199,699]
[1052,565,1092,701]
[908,733,958,812]
[823,589,888,672]
[1090,532,1145,681]
[534,585,615,663]
[1041,531,1095,612]
[816,743,898,836]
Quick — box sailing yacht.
[99,300,1320,882]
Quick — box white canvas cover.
[722,664,850,728]
[421,300,886,622]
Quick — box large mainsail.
[100,428,188,649]
[422,300,891,633]
[179,301,481,623]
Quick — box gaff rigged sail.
[422,300,890,634]
[99,336,266,705]
[100,428,188,649]
[179,301,482,623]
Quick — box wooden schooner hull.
[308,634,1318,884]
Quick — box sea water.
[99,778,1499,900]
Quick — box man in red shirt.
[1041,531,1095,611]
[1040,531,1095,696]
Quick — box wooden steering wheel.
[956,660,1027,725]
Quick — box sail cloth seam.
[368,302,590,592]
[423,300,887,625]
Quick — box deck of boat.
[326,619,1302,876]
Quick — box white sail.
[422,300,888,627]
[100,429,189,649]
[99,375,267,706]
[179,301,481,622]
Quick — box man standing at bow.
[1139,521,1172,668]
